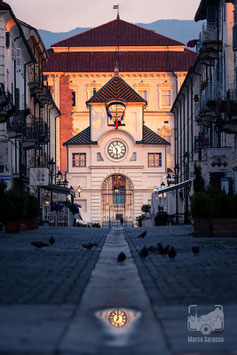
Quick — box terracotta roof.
[137,125,170,145]
[63,127,97,146]
[87,75,146,104]
[52,18,184,48]
[64,125,169,146]
[43,49,195,73]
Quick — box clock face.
[109,309,128,328]
[107,140,126,160]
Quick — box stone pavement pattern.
[0,225,237,354]
[124,226,237,354]
[0,227,107,305]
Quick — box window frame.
[72,153,86,167]
[148,153,162,167]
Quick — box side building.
[0,1,59,195]
[170,0,237,219]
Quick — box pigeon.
[157,242,163,254]
[82,243,98,250]
[148,245,156,253]
[138,231,147,238]
[31,242,49,249]
[192,246,200,255]
[139,247,148,259]
[49,236,55,245]
[161,245,170,257]
[168,247,176,261]
[117,252,126,263]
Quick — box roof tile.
[43,49,196,73]
[87,75,146,104]
[52,18,184,48]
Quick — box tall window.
[72,153,86,167]
[161,90,171,107]
[138,90,147,101]
[72,91,76,107]
[148,153,162,167]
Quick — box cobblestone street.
[0,226,236,354]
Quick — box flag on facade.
[121,102,128,121]
[115,118,119,130]
[105,103,112,120]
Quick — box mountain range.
[38,19,203,50]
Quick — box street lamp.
[57,170,62,184]
[77,185,81,197]
[48,158,55,184]
[160,181,165,189]
[70,186,75,204]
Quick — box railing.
[7,111,25,132]
[7,115,49,141]
[196,22,219,55]
[201,22,218,42]
[24,121,49,141]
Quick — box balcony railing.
[196,22,221,56]
[24,121,49,142]
[7,114,49,142]
[201,22,218,42]
[7,112,25,133]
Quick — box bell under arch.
[101,174,134,227]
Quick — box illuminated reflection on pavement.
[95,308,141,346]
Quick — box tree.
[193,164,205,193]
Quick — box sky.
[5,0,201,32]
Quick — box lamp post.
[48,158,55,184]
[114,185,119,226]
[77,185,81,197]
[184,152,190,224]
[48,158,56,210]
[174,164,179,224]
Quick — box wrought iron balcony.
[7,111,25,136]
[7,113,49,142]
[197,22,222,61]
[0,86,15,123]
[23,121,49,143]
[195,81,224,126]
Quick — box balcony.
[0,87,15,123]
[195,81,224,126]
[7,114,49,143]
[7,112,25,137]
[197,22,222,63]
[23,121,49,143]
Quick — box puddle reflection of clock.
[109,309,128,327]
[107,140,126,160]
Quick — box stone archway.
[101,174,134,227]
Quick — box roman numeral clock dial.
[107,141,126,160]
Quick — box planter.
[5,218,40,233]
[5,221,21,233]
[212,218,237,237]
[193,218,237,237]
[193,218,212,237]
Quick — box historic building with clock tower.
[42,15,195,224]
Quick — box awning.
[154,180,192,195]
[39,184,71,194]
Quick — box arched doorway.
[102,174,134,227]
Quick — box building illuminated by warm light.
[43,16,195,225]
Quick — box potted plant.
[200,80,207,90]
[0,185,40,233]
